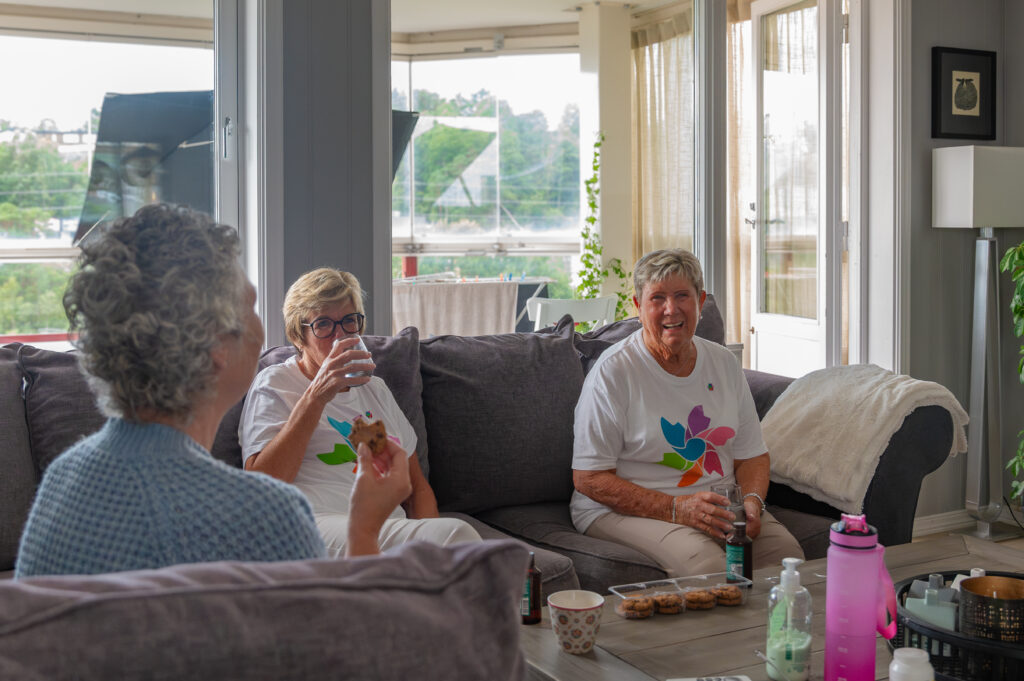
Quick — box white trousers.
[314,513,483,558]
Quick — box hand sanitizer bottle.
[766,557,812,681]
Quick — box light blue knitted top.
[15,418,326,577]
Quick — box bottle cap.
[830,513,878,549]
[780,557,803,588]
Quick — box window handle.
[222,116,234,161]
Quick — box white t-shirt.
[570,331,766,533]
[239,356,417,518]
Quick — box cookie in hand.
[349,419,388,455]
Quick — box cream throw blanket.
[761,364,968,514]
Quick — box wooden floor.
[916,530,1024,552]
[1000,536,1024,551]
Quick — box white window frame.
[390,26,583,260]
[0,4,223,263]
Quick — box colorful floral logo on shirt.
[655,406,734,487]
[316,411,375,468]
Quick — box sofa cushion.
[765,504,832,561]
[0,540,528,681]
[441,511,580,598]
[17,345,106,477]
[213,327,428,474]
[573,318,642,374]
[0,344,37,573]
[476,502,667,592]
[420,329,583,514]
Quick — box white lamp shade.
[932,146,1024,229]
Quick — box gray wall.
[280,0,392,335]
[910,0,1024,516]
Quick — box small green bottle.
[521,552,542,624]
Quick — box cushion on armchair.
[0,540,529,681]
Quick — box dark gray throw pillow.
[17,345,106,478]
[420,328,583,514]
[0,344,37,572]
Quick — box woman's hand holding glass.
[306,335,375,404]
[674,491,736,539]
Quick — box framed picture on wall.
[932,46,996,140]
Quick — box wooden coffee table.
[519,534,1024,681]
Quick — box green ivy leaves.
[575,132,632,328]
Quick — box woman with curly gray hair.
[16,205,415,577]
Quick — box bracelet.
[670,496,677,524]
[744,492,766,516]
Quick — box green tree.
[412,124,495,222]
[0,262,74,334]
[0,132,88,233]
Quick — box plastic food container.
[608,572,753,619]
[608,579,683,618]
[673,572,753,608]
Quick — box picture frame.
[931,46,996,140]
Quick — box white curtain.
[631,6,695,264]
[726,3,754,353]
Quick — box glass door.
[750,0,834,377]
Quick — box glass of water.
[339,336,373,378]
[710,482,745,526]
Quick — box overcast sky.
[3,34,578,133]
[2,35,214,130]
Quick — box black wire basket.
[891,570,1024,681]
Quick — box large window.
[391,53,581,299]
[0,30,213,348]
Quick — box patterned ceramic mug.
[547,590,605,655]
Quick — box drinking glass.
[711,482,745,526]
[340,335,373,378]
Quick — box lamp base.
[955,520,1024,542]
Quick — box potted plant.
[1000,241,1024,503]
[576,132,632,327]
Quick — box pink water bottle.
[824,514,897,681]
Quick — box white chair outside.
[525,295,617,331]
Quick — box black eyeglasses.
[302,313,365,338]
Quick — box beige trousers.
[586,509,804,578]
[315,513,483,558]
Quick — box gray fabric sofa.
[0,294,954,597]
[0,539,530,680]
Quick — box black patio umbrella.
[74,90,214,245]
[76,93,418,245]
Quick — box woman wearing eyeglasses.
[239,268,480,557]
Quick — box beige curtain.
[631,5,695,265]
[726,11,753,352]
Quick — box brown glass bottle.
[726,521,753,585]
[521,552,542,624]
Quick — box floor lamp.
[933,145,1024,541]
